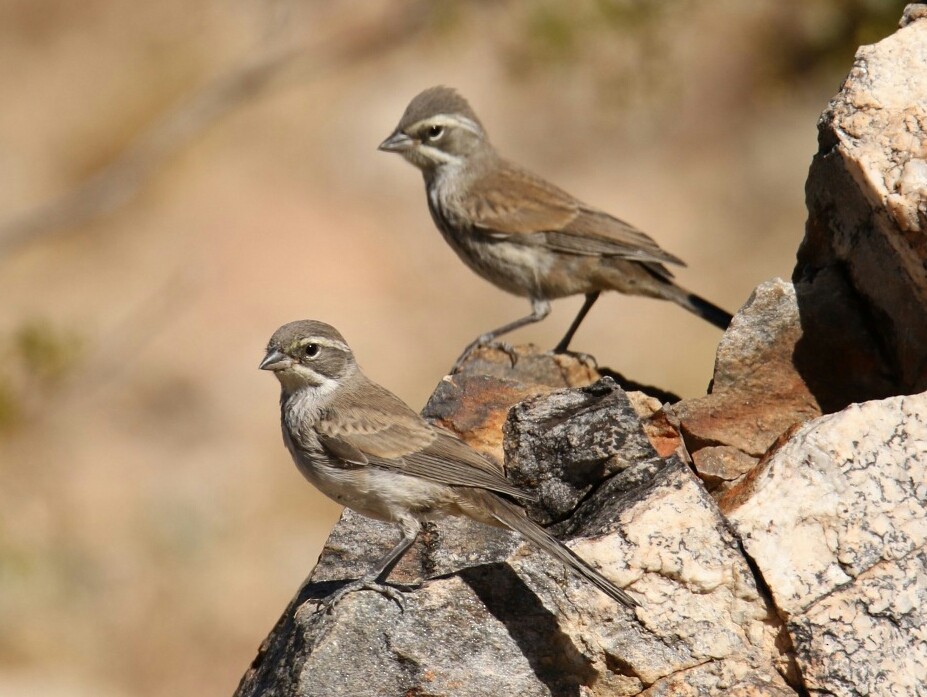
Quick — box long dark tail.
[639,264,733,330]
[672,287,733,330]
[482,494,638,609]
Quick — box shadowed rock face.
[235,9,927,697]
[795,5,927,402]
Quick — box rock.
[425,346,675,479]
[637,407,685,459]
[453,343,602,388]
[723,391,927,695]
[902,3,927,27]
[671,279,821,458]
[423,345,600,464]
[795,7,927,398]
[503,379,664,524]
[691,446,758,493]
[235,377,795,697]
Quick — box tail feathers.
[638,263,733,330]
[488,496,638,609]
[674,288,733,330]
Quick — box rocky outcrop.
[235,8,927,697]
[795,3,927,402]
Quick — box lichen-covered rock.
[503,379,663,524]
[723,391,927,695]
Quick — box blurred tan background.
[0,1,906,695]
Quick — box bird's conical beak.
[259,349,291,371]
[378,131,414,153]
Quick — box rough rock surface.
[422,346,601,464]
[503,380,664,525]
[795,5,927,398]
[724,392,927,695]
[671,279,822,460]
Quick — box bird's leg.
[554,292,600,353]
[451,298,551,372]
[319,520,420,613]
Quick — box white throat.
[282,376,339,433]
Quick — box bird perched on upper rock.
[379,86,732,370]
[260,319,638,611]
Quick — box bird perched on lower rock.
[260,319,638,611]
[379,86,732,370]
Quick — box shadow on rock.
[459,562,597,697]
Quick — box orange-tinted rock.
[672,279,821,457]
[423,345,600,462]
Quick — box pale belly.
[286,433,459,523]
[427,187,604,299]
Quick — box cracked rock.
[724,391,927,695]
[671,279,822,459]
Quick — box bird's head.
[259,320,356,394]
[378,86,489,174]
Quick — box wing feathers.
[462,161,683,267]
[314,379,534,502]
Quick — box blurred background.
[0,1,907,695]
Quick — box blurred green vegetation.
[760,0,910,86]
[0,320,83,431]
[498,0,908,91]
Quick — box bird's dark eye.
[304,343,321,358]
[426,125,444,140]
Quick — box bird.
[260,319,638,612]
[379,86,732,370]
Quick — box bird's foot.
[551,343,595,366]
[489,340,519,367]
[451,337,518,373]
[316,578,406,614]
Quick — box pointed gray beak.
[259,349,291,371]
[378,131,414,153]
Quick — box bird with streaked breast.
[260,319,638,611]
[379,86,732,370]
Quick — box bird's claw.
[451,338,518,373]
[490,341,519,367]
[316,579,406,614]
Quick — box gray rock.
[503,378,664,525]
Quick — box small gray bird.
[260,319,638,611]
[379,86,732,369]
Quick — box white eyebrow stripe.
[423,114,484,137]
[297,337,351,353]
[419,145,463,165]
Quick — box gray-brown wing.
[315,380,533,501]
[465,162,684,267]
[546,207,685,268]
[397,430,534,501]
